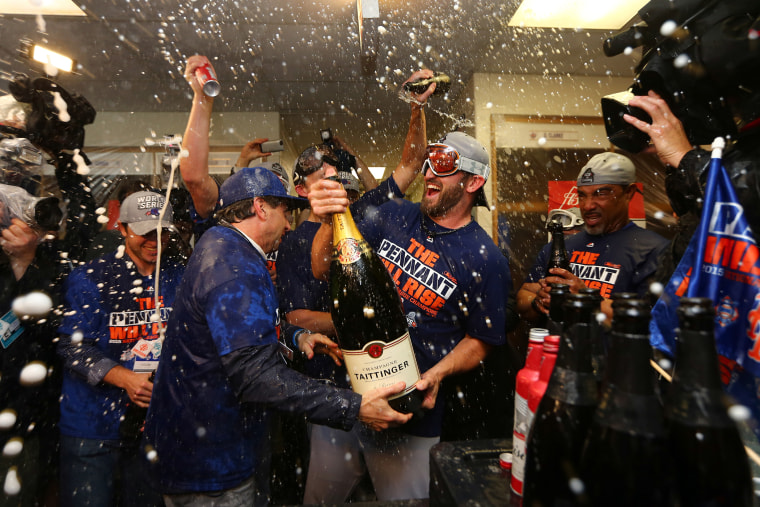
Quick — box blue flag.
[650,140,760,435]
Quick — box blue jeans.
[59,435,163,507]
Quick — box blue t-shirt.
[527,222,668,298]
[144,225,283,493]
[58,251,184,440]
[359,199,512,437]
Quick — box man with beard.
[307,131,513,500]
[516,152,668,322]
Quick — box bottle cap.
[543,335,561,353]
[528,328,549,343]
[499,452,513,470]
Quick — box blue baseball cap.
[219,166,308,210]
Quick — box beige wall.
[85,111,280,147]
[81,77,635,234]
[465,73,632,230]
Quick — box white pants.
[303,422,439,503]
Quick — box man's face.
[119,224,169,272]
[295,146,340,197]
[420,166,468,218]
[260,202,293,253]
[576,183,633,235]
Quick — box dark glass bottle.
[580,299,674,506]
[119,371,154,442]
[547,282,570,335]
[665,297,754,506]
[547,220,571,274]
[577,287,605,384]
[522,294,599,506]
[330,204,424,418]
[403,72,451,96]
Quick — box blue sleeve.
[205,271,279,355]
[57,268,118,385]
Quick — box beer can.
[195,63,221,97]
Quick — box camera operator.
[603,0,760,258]
[1,149,98,507]
[1,72,99,505]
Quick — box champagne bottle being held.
[547,220,571,273]
[330,202,424,418]
[665,297,754,506]
[403,72,451,96]
[580,299,674,506]
[522,294,599,506]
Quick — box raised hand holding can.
[195,63,220,97]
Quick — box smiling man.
[517,152,669,321]
[143,167,412,506]
[307,131,513,500]
[57,190,184,507]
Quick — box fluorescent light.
[509,0,647,30]
[32,45,74,73]
[0,0,86,16]
[368,166,386,180]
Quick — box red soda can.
[195,63,220,97]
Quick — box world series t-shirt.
[58,252,184,440]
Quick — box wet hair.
[215,196,284,223]
[116,178,150,203]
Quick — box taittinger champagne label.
[342,332,420,399]
[333,213,371,264]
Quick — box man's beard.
[421,182,465,218]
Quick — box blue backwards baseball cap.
[219,166,308,210]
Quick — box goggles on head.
[423,142,491,181]
[295,145,340,180]
[423,144,461,177]
[547,208,584,230]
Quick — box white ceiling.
[0,0,641,167]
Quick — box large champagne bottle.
[511,328,548,496]
[522,294,599,506]
[580,299,674,506]
[403,72,451,96]
[546,220,571,274]
[330,205,424,417]
[665,297,754,506]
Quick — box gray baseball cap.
[119,191,177,236]
[253,161,289,190]
[577,152,636,187]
